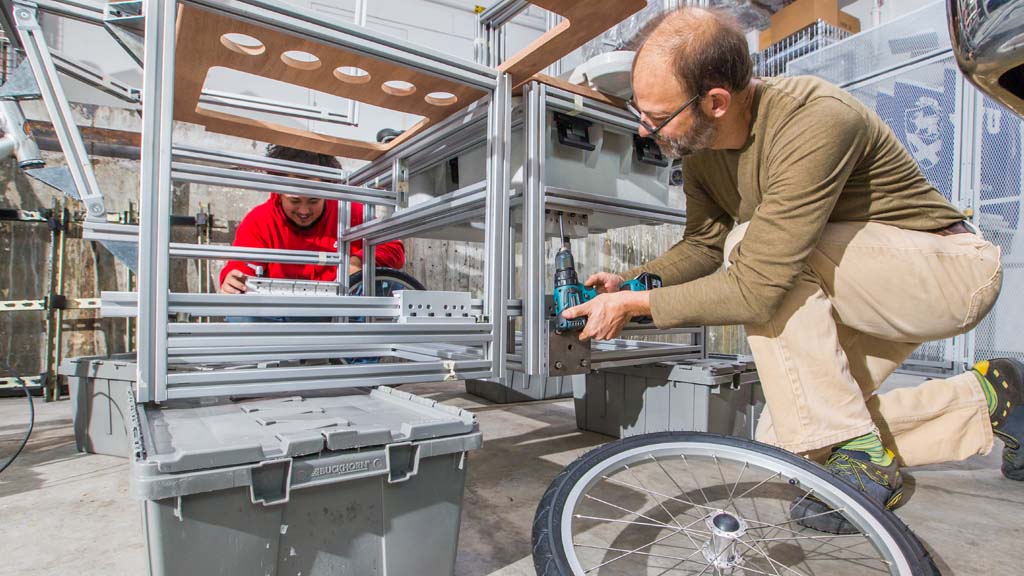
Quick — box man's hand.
[349,255,362,276]
[221,269,248,294]
[562,290,652,341]
[585,272,626,294]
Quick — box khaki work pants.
[726,221,1003,466]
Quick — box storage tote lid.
[135,386,477,474]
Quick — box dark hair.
[265,144,342,169]
[631,7,753,99]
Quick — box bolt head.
[554,361,564,370]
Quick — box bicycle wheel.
[533,432,938,576]
[347,267,426,297]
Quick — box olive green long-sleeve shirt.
[624,76,964,327]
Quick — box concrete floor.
[1,377,1022,575]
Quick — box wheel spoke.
[625,462,684,529]
[681,454,713,507]
[744,507,848,532]
[584,493,685,531]
[584,524,700,573]
[574,514,710,537]
[723,461,749,514]
[602,475,721,516]
[574,542,705,565]
[735,538,809,576]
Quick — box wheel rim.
[559,440,913,575]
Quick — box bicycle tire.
[347,267,426,296]
[533,432,939,576]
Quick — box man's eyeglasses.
[626,94,700,137]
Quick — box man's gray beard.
[656,110,716,159]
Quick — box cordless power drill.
[552,214,662,334]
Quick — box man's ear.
[704,88,732,119]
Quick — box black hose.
[0,357,34,476]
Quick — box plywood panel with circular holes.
[173,4,485,161]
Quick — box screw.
[554,361,564,370]
[580,359,588,367]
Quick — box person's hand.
[220,269,248,294]
[562,291,650,341]
[585,272,626,294]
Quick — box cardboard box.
[758,0,861,51]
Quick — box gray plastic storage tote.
[130,386,481,576]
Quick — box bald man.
[561,7,1023,532]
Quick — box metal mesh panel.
[753,20,851,78]
[847,57,961,202]
[786,1,949,87]
[969,94,1024,363]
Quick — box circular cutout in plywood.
[425,92,458,106]
[334,66,371,84]
[281,50,322,70]
[220,33,265,56]
[382,80,416,97]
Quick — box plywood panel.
[499,0,647,86]
[173,4,487,160]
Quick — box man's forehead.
[632,56,684,110]
[280,194,317,201]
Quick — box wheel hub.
[701,510,748,568]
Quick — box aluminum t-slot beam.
[198,89,357,127]
[342,181,487,244]
[172,145,349,181]
[163,360,495,399]
[347,99,491,187]
[12,2,106,219]
[99,290,511,319]
[477,0,530,29]
[136,0,176,402]
[544,86,639,134]
[171,163,397,206]
[483,72,511,380]
[166,293,401,318]
[30,0,105,24]
[169,344,452,365]
[50,49,140,104]
[186,0,497,90]
[522,81,546,375]
[544,187,685,226]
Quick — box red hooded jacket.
[219,195,405,285]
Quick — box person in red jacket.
[219,145,405,294]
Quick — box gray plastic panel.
[59,354,138,457]
[136,387,477,474]
[575,360,762,439]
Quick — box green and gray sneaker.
[790,448,904,535]
[972,358,1024,481]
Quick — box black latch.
[45,294,68,310]
[633,134,669,167]
[448,157,460,186]
[553,112,595,151]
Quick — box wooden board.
[529,73,628,109]
[499,0,647,87]
[173,4,487,161]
